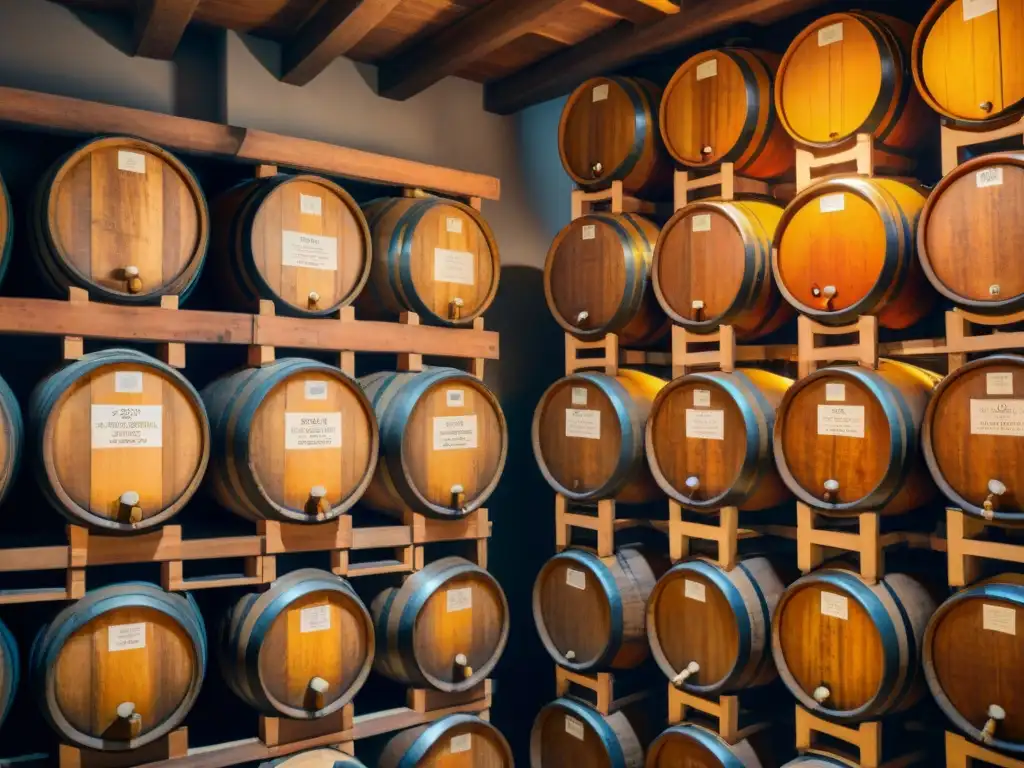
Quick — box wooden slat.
[584,0,679,25]
[351,525,413,550]
[133,0,201,59]
[0,546,69,572]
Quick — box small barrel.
[774,360,940,515]
[30,348,209,532]
[260,749,367,767]
[360,197,500,326]
[30,582,207,751]
[0,372,22,511]
[359,368,506,519]
[646,723,773,768]
[646,557,787,695]
[533,370,667,502]
[0,168,12,289]
[544,213,668,347]
[203,359,378,523]
[371,557,509,692]
[380,714,513,767]
[0,617,18,732]
[661,48,794,180]
[30,136,208,304]
[771,567,937,722]
[531,697,647,767]
[220,568,373,719]
[533,546,665,672]
[646,369,793,511]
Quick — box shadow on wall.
[515,96,573,243]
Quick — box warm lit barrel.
[0,169,12,288]
[654,198,791,338]
[646,723,774,768]
[30,136,208,303]
[545,213,668,346]
[260,750,367,767]
[774,361,940,515]
[30,582,206,750]
[533,370,666,502]
[372,557,508,692]
[380,715,513,768]
[220,568,373,719]
[661,48,794,179]
[203,358,377,523]
[533,546,666,672]
[0,617,17,731]
[772,567,937,722]
[30,348,209,532]
[0,372,22,510]
[361,197,500,326]
[646,369,793,510]
[531,697,648,767]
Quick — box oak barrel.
[31,136,208,304]
[219,568,373,719]
[380,714,513,768]
[544,213,668,346]
[30,348,209,532]
[0,617,17,731]
[533,546,666,672]
[371,557,508,692]
[0,168,12,289]
[654,198,791,338]
[771,567,937,722]
[361,197,499,326]
[781,755,855,767]
[29,582,207,751]
[533,370,667,502]
[646,723,773,768]
[0,371,22,511]
[212,173,371,317]
[203,358,377,523]
[359,368,506,519]
[646,369,793,511]
[531,697,648,767]
[260,750,366,767]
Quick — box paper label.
[434,248,475,285]
[693,389,712,407]
[566,409,601,439]
[582,224,596,240]
[572,387,588,406]
[108,622,147,651]
[819,193,845,213]
[282,231,338,271]
[300,604,331,633]
[446,389,465,407]
[970,400,1024,436]
[566,568,586,590]
[285,413,342,450]
[964,0,998,21]
[987,372,1014,395]
[115,371,144,394]
[818,22,844,46]
[117,150,146,174]
[304,380,328,401]
[691,214,712,232]
[446,587,473,612]
[686,409,724,440]
[92,405,163,449]
[696,59,718,80]
[817,405,865,438]
[449,733,472,754]
[825,382,846,402]
[433,415,478,450]
[820,591,849,620]
[983,604,1016,635]
[977,167,1004,188]
[592,84,609,102]
[446,216,463,234]
[565,715,585,740]
[685,579,707,602]
[299,194,322,216]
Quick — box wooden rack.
[673,163,770,208]
[554,667,647,717]
[945,508,1024,588]
[667,685,769,746]
[941,114,1024,177]
[794,133,916,194]
[667,503,763,570]
[945,731,1024,768]
[794,707,928,768]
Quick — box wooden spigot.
[564,650,576,662]
[117,702,142,739]
[981,704,1005,743]
[306,485,329,518]
[591,162,603,178]
[672,661,700,688]
[119,491,143,525]
[821,285,837,311]
[454,653,473,679]
[701,146,713,156]
[308,291,320,310]
[123,266,143,294]
[823,479,839,504]
[309,676,329,710]
[981,101,994,113]
[450,484,465,511]
[691,300,705,322]
[448,297,464,321]
[685,476,700,499]
[576,310,589,326]
[983,479,1006,519]
[813,685,831,705]
[990,284,1001,297]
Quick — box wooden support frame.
[941,115,1024,176]
[59,728,188,768]
[668,502,766,570]
[408,680,492,715]
[667,685,768,745]
[945,730,1024,767]
[946,508,1024,588]
[944,307,1024,372]
[259,705,353,751]
[670,323,796,378]
[570,180,658,220]
[673,164,770,210]
[794,133,916,194]
[554,667,648,716]
[795,707,928,768]
[404,508,491,571]
[555,495,645,557]
[564,332,671,376]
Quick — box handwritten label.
[433,248,475,285]
[572,387,588,406]
[433,415,478,450]
[566,568,586,590]
[819,193,845,213]
[826,382,846,402]
[446,216,463,233]
[592,84,609,102]
[693,389,712,408]
[286,413,342,449]
[304,381,328,401]
[108,622,147,651]
[691,214,712,232]
[820,591,849,620]
[117,150,146,174]
[970,400,1024,436]
[565,715,585,740]
[977,167,1004,188]
[685,579,707,602]
[983,604,1016,635]
[115,371,144,394]
[300,604,331,633]
[686,409,724,440]
[300,194,322,216]
[987,372,1014,395]
[964,0,998,22]
[282,231,338,271]
[818,22,844,46]
[446,587,473,612]
[566,409,601,439]
[446,389,465,407]
[449,733,472,754]
[696,58,718,80]
[817,405,865,438]
[582,224,596,240]
[92,405,163,449]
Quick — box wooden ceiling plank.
[133,0,201,59]
[586,0,679,25]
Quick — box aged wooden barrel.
[30,348,209,532]
[772,567,937,722]
[533,370,666,502]
[380,714,513,768]
[774,361,940,515]
[646,369,793,511]
[0,617,17,732]
[372,557,508,692]
[361,197,499,326]
[220,568,373,719]
[203,358,377,523]
[0,372,22,511]
[545,213,668,347]
[661,48,794,180]
[260,749,366,767]
[654,198,791,338]
[0,169,12,289]
[646,723,773,768]
[30,582,207,751]
[533,546,665,672]
[531,697,648,767]
[31,136,208,304]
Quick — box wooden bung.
[0,617,17,732]
[379,715,513,768]
[259,750,367,767]
[646,722,774,768]
[531,697,648,767]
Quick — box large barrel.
[359,368,506,519]
[533,546,665,672]
[773,177,932,329]
[30,582,207,751]
[774,361,940,515]
[646,369,792,511]
[30,136,208,304]
[544,213,668,347]
[646,723,773,768]
[0,617,17,732]
[260,750,366,767]
[211,173,371,317]
[654,198,791,339]
[0,169,12,289]
[371,557,508,692]
[203,359,377,523]
[0,372,22,511]
[360,197,500,326]
[531,697,648,767]
[30,348,209,532]
[219,568,373,719]
[661,48,794,180]
[380,714,513,768]
[775,12,931,152]
[771,568,937,722]
[533,370,666,503]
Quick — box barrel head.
[531,701,618,768]
[534,554,613,669]
[560,77,639,188]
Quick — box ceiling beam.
[587,0,680,26]
[133,0,200,59]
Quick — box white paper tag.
[446,587,473,612]
[684,579,707,602]
[433,415,478,450]
[818,22,844,46]
[108,622,147,651]
[446,389,465,407]
[686,409,724,440]
[282,231,338,271]
[817,405,865,438]
[820,591,849,620]
[987,372,1014,395]
[983,603,1016,635]
[696,59,718,80]
[571,387,588,406]
[819,193,845,213]
[114,371,144,394]
[117,150,146,174]
[449,733,472,754]
[582,224,596,240]
[92,405,163,449]
[592,84,609,102]
[433,248,475,285]
[566,568,586,590]
[565,715,585,740]
[691,214,712,233]
[299,194,322,216]
[285,413,342,450]
[825,382,846,402]
[446,216,463,234]
[693,389,712,408]
[566,409,601,439]
[964,0,998,22]
[304,380,329,401]
[300,604,331,633]
[970,400,1024,436]
[977,167,1004,188]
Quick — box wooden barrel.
[775,12,931,151]
[646,723,773,768]
[29,348,209,532]
[558,76,670,196]
[260,749,366,767]
[30,136,208,304]
[654,198,791,339]
[533,546,665,672]
[782,755,856,767]
[544,213,668,347]
[531,697,647,767]
[219,568,373,719]
[773,177,932,329]
[646,369,793,511]
[212,173,371,317]
[774,360,940,515]
[0,371,22,511]
[0,169,12,289]
[771,567,937,722]
[360,197,500,326]
[29,582,207,751]
[661,48,794,179]
[371,557,508,692]
[203,358,377,523]
[380,714,513,767]
[533,370,666,502]
[359,368,506,519]
[0,617,17,732]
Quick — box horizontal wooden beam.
[588,0,680,25]
[133,0,201,59]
